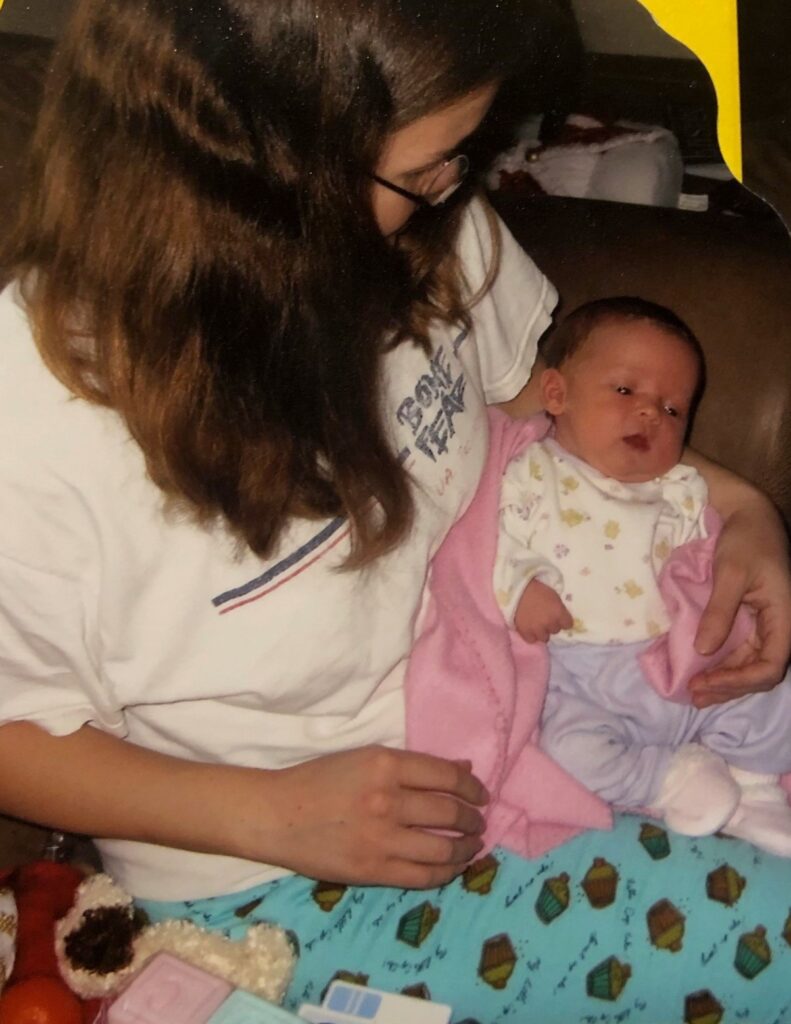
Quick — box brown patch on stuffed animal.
[64,904,148,975]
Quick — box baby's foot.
[653,744,741,836]
[721,767,791,858]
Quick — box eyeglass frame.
[369,153,470,208]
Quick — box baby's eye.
[615,385,632,395]
[663,404,679,418]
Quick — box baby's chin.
[605,457,680,484]
[612,468,670,483]
[587,449,681,484]
[552,430,681,482]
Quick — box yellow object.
[635,0,741,179]
[623,579,644,599]
[560,508,585,527]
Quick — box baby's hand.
[514,579,573,643]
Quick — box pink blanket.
[405,409,768,859]
[406,410,611,858]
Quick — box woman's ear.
[541,368,567,415]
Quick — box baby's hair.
[543,295,705,384]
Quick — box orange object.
[0,975,83,1024]
[0,861,92,1022]
[8,862,84,985]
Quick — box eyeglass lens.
[422,154,469,206]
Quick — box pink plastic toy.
[92,951,304,1024]
[104,952,232,1023]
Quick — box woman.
[1,0,789,1019]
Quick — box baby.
[494,296,791,856]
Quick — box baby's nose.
[637,396,661,420]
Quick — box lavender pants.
[540,640,791,808]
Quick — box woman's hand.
[688,506,791,707]
[684,449,791,708]
[260,746,488,889]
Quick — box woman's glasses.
[370,153,469,208]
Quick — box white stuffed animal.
[55,873,296,1004]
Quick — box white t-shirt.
[494,437,709,644]
[0,199,556,899]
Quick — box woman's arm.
[683,447,791,707]
[0,722,486,888]
[494,355,546,418]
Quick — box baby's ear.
[540,368,567,415]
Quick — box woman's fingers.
[396,791,485,835]
[375,828,485,889]
[694,562,746,656]
[382,856,476,891]
[751,598,791,683]
[689,642,772,707]
[395,749,488,806]
[393,825,484,868]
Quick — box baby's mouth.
[623,434,650,452]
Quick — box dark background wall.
[0,0,72,37]
[739,0,791,229]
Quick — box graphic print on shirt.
[394,333,468,466]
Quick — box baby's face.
[542,319,700,483]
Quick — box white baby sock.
[653,743,741,836]
[720,766,791,858]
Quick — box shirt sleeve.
[457,198,558,404]
[0,554,126,737]
[494,451,564,625]
[0,457,127,739]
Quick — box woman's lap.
[139,815,791,1023]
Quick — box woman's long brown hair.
[5,0,544,565]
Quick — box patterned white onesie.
[494,435,708,644]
